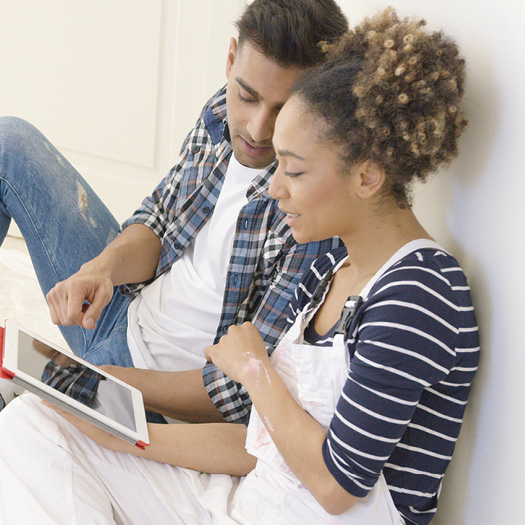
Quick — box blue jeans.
[0,117,133,367]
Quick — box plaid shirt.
[120,87,341,423]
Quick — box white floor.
[2,234,26,252]
[0,235,68,348]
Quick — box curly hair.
[291,7,467,207]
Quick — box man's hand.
[45,224,162,330]
[46,224,161,330]
[46,264,114,330]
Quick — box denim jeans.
[0,117,133,367]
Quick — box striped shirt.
[119,87,341,423]
[290,246,479,525]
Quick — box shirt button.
[191,145,201,154]
[202,206,211,214]
[174,242,182,250]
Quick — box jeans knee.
[0,116,40,149]
[0,117,59,181]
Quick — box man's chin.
[232,141,275,170]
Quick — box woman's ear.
[225,37,238,79]
[356,160,386,199]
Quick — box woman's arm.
[44,401,256,476]
[205,323,360,516]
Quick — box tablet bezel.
[1,320,149,449]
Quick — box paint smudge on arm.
[242,355,272,387]
[263,415,275,433]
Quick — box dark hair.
[292,8,467,207]
[236,0,348,68]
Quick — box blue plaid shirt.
[120,87,342,423]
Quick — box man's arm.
[103,365,225,423]
[46,224,161,329]
[89,223,161,287]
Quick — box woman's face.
[269,96,361,245]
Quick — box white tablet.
[0,320,149,449]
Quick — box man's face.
[225,39,304,169]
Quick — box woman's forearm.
[205,322,358,514]
[112,421,256,477]
[243,361,359,515]
[206,323,359,515]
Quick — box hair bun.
[326,7,467,188]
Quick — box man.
[0,0,347,422]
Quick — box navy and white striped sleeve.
[322,254,478,501]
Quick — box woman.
[0,9,478,525]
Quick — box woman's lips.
[280,209,300,226]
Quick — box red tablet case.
[0,326,15,380]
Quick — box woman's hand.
[205,322,271,386]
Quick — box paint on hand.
[242,354,272,386]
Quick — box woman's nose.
[268,166,289,201]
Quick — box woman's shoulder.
[373,246,472,302]
[290,247,348,315]
[365,246,477,343]
[314,247,349,273]
[352,245,479,386]
[305,247,348,287]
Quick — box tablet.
[0,320,149,449]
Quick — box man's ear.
[356,160,386,199]
[225,37,238,79]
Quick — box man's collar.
[223,121,231,143]
[247,162,277,201]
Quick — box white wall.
[1,0,524,523]
[0,0,245,225]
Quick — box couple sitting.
[0,2,478,524]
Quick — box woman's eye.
[284,171,304,178]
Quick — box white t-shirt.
[126,156,263,371]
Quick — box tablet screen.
[17,330,137,432]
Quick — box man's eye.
[238,93,257,104]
